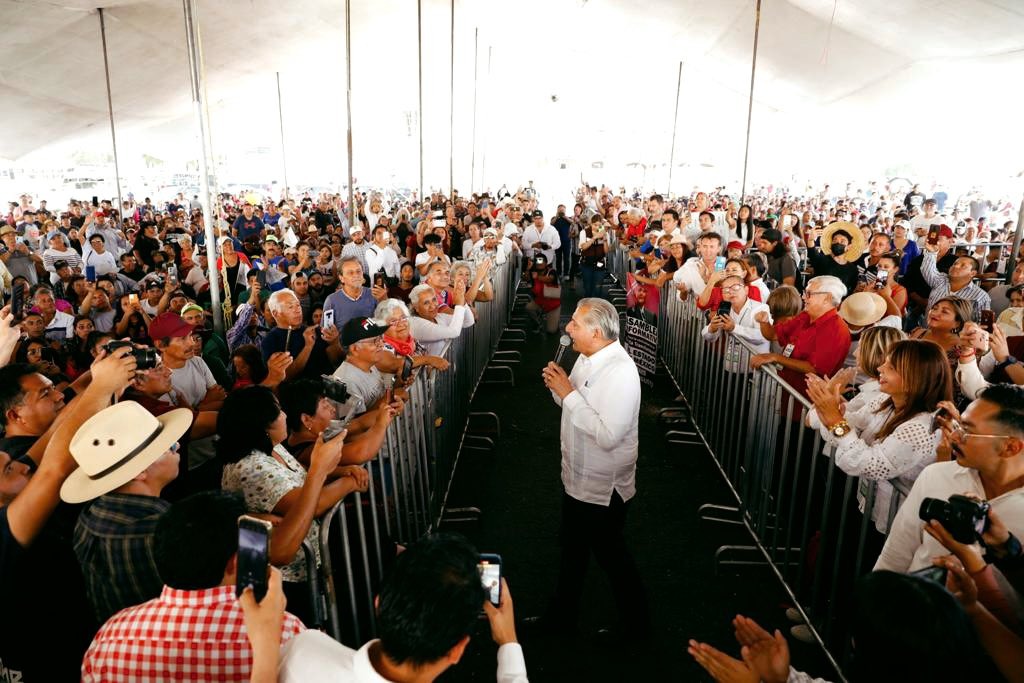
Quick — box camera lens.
[918,497,947,524]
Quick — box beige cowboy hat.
[839,291,888,328]
[60,401,192,504]
[821,221,866,262]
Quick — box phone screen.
[927,225,941,246]
[874,270,889,288]
[980,309,995,333]
[236,516,272,602]
[10,285,24,320]
[478,554,502,606]
[85,265,96,282]
[322,309,335,330]
[128,293,139,307]
[714,256,727,272]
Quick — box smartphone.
[236,515,273,602]
[714,256,727,272]
[478,553,502,607]
[322,308,335,330]
[927,224,941,246]
[10,284,24,321]
[908,565,947,585]
[716,300,732,319]
[321,413,354,441]
[85,265,96,282]
[128,293,139,307]
[980,309,995,333]
[167,264,179,287]
[91,196,99,208]
[874,269,889,289]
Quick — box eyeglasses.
[802,290,831,299]
[948,420,1013,445]
[387,315,409,325]
[722,284,745,292]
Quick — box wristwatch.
[828,420,852,438]
[995,356,1019,372]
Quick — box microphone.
[554,334,571,365]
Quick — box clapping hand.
[688,615,790,683]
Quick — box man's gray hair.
[374,298,410,321]
[409,284,435,311]
[577,297,619,341]
[807,275,846,307]
[267,288,298,314]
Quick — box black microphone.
[554,334,571,365]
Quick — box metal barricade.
[657,288,913,678]
[315,258,522,645]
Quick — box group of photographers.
[0,189,528,682]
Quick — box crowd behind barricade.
[0,186,542,682]
[565,182,1023,682]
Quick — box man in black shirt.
[262,288,343,380]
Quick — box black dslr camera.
[103,340,160,370]
[919,494,991,545]
[531,254,547,270]
[321,375,351,404]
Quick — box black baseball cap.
[341,316,389,346]
[531,209,543,218]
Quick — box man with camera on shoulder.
[875,384,1024,574]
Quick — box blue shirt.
[324,287,377,331]
[232,215,265,241]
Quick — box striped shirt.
[73,493,169,623]
[81,584,305,682]
[921,250,991,313]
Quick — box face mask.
[830,243,847,256]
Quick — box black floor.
[437,279,838,682]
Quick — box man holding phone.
[921,234,992,314]
[540,298,650,642]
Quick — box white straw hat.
[60,401,192,504]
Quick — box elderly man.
[34,287,74,341]
[263,288,342,381]
[324,256,385,332]
[331,317,393,415]
[521,209,561,270]
[1,225,42,285]
[407,282,474,357]
[539,298,650,641]
[751,275,852,399]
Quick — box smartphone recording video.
[927,224,941,246]
[236,515,272,602]
[478,554,502,607]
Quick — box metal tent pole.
[470,27,478,194]
[481,45,491,192]
[182,0,224,334]
[449,0,454,198]
[739,0,762,204]
[1005,192,1024,281]
[418,0,424,203]
[276,72,290,200]
[98,8,125,228]
[345,0,355,226]
[667,61,682,199]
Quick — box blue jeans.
[581,264,604,298]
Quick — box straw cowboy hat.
[821,221,866,262]
[60,401,192,504]
[839,291,888,328]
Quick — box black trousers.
[552,491,650,630]
[555,244,571,277]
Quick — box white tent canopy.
[2,0,1024,194]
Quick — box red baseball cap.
[937,224,955,239]
[149,312,195,339]
[727,240,745,251]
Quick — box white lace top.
[808,392,941,534]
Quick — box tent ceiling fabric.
[1,0,1023,169]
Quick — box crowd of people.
[2,178,1023,681]
[577,183,1023,682]
[0,187,544,682]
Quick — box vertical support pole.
[1005,192,1024,281]
[667,61,682,198]
[345,0,355,227]
[481,45,491,191]
[276,72,290,200]
[449,0,454,198]
[740,0,762,204]
[182,0,224,334]
[470,27,478,194]
[98,8,124,229]
[418,0,424,203]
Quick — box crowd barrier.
[311,257,523,645]
[610,243,913,678]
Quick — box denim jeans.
[581,264,605,298]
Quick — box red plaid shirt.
[81,584,305,682]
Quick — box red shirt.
[774,309,851,398]
[625,217,647,240]
[82,585,304,682]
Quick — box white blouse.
[809,392,941,534]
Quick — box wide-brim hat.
[821,221,866,262]
[839,291,887,328]
[61,401,192,503]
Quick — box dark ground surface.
[436,278,838,682]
